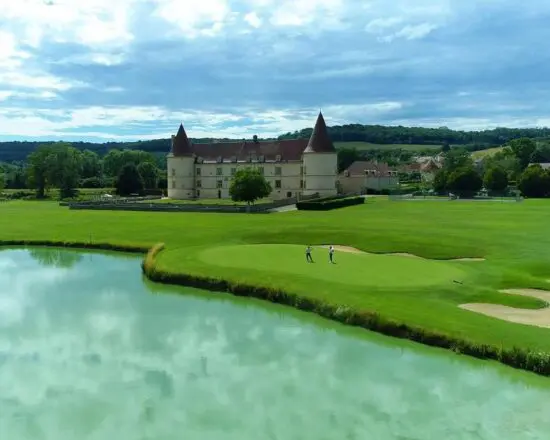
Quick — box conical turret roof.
[171,123,193,156]
[303,112,335,153]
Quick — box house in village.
[167,112,338,200]
[337,161,399,193]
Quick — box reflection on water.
[28,247,83,269]
[0,248,549,440]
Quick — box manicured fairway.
[2,198,550,353]
[199,244,467,288]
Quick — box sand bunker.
[318,245,485,262]
[460,289,550,328]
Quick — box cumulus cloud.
[0,0,550,142]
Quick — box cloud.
[1,0,550,142]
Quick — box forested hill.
[2,124,550,162]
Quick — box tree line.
[2,123,550,162]
[0,143,165,198]
[278,124,550,149]
[431,138,550,198]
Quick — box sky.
[1,0,550,142]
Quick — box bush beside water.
[140,244,550,377]
[2,239,550,377]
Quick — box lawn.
[2,198,550,353]
[471,147,504,159]
[334,141,441,151]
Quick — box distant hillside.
[1,123,550,162]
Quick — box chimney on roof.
[253,134,259,144]
[303,111,336,153]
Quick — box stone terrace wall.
[67,193,320,214]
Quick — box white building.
[167,112,338,200]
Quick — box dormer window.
[344,170,350,177]
[259,155,265,162]
[230,156,237,163]
[196,157,204,164]
[216,156,223,163]
[275,154,281,162]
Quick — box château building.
[167,112,338,200]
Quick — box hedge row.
[141,243,550,377]
[296,196,365,211]
[0,240,149,253]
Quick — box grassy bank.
[2,198,550,374]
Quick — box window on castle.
[275,167,282,176]
[196,180,202,188]
[171,168,175,176]
[217,180,223,188]
[300,166,304,175]
[171,180,175,189]
[196,167,201,176]
[300,180,304,189]
[231,168,236,176]
[216,167,223,176]
[275,180,281,189]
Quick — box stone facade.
[167,112,338,200]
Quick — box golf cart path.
[459,289,550,329]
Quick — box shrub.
[446,167,483,197]
[296,196,365,211]
[518,165,550,198]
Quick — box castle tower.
[302,112,338,197]
[167,123,196,199]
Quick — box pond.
[0,248,549,440]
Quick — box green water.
[1,248,549,439]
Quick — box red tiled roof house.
[338,161,399,194]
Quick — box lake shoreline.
[2,239,549,378]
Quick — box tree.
[483,166,509,192]
[337,147,361,173]
[137,161,159,189]
[229,168,272,205]
[529,144,550,164]
[80,149,102,179]
[432,169,448,193]
[442,148,472,172]
[115,163,144,196]
[446,167,482,197]
[508,138,536,169]
[0,172,4,192]
[26,144,54,197]
[518,165,550,198]
[441,141,451,153]
[45,144,83,198]
[103,149,156,177]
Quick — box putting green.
[198,244,467,288]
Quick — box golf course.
[2,197,550,372]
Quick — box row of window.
[171,180,304,190]
[172,166,302,177]
[196,155,282,164]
